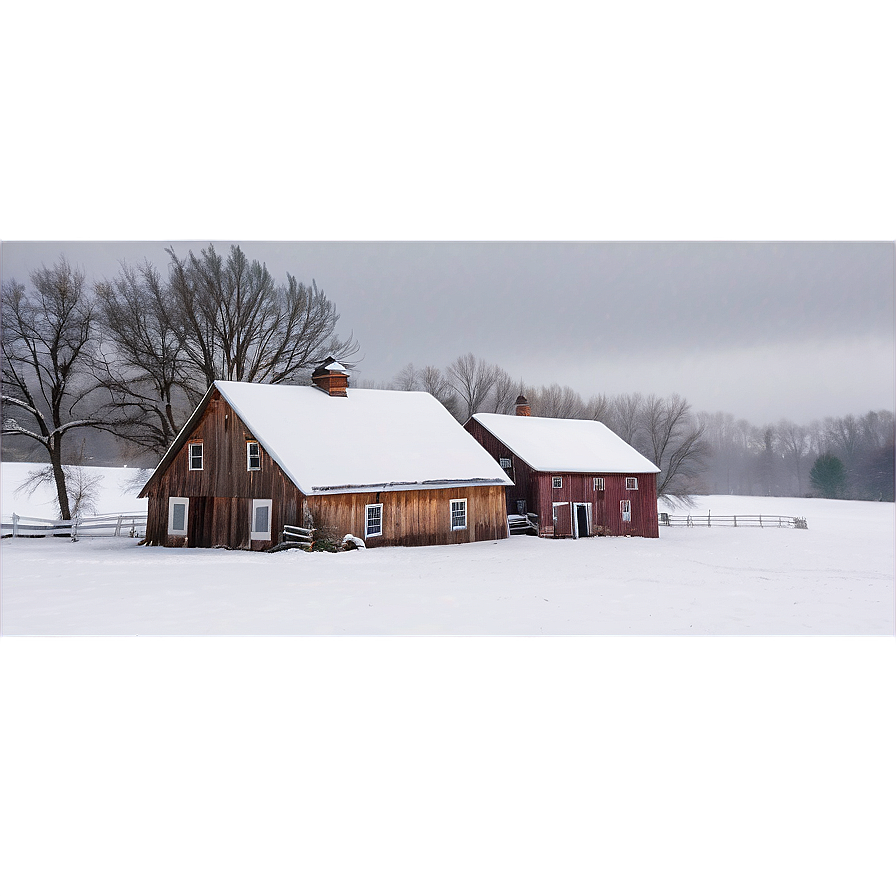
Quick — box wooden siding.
[143,391,302,549]
[535,471,659,537]
[464,418,659,538]
[306,485,508,548]
[144,390,508,549]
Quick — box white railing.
[1,512,147,540]
[658,512,808,529]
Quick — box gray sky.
[2,240,892,425]
[3,2,894,429]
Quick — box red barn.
[138,363,511,550]
[465,396,661,538]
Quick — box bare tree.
[1,258,102,519]
[609,392,644,445]
[446,353,499,421]
[419,365,458,416]
[485,366,518,414]
[94,261,194,458]
[639,393,709,505]
[777,419,811,496]
[392,363,421,391]
[583,392,613,424]
[166,244,358,389]
[529,383,585,418]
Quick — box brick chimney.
[515,394,531,416]
[311,357,350,397]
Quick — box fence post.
[12,513,19,538]
[71,516,79,542]
[708,509,711,527]
[733,515,737,527]
[114,514,122,537]
[759,515,762,528]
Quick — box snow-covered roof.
[149,382,512,496]
[471,413,661,474]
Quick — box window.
[250,499,272,540]
[499,457,513,471]
[620,500,631,522]
[247,441,261,470]
[168,497,189,535]
[366,504,383,538]
[625,477,638,490]
[552,476,563,489]
[189,441,203,470]
[450,499,467,530]
[594,477,605,491]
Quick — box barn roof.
[471,413,661,474]
[142,381,512,497]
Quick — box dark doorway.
[575,504,590,537]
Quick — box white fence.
[658,512,808,529]
[1,512,147,540]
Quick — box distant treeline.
[358,356,895,503]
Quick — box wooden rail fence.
[279,524,315,550]
[1,512,147,540]
[658,512,807,529]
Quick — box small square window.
[594,477,605,491]
[625,477,638,490]
[189,442,203,470]
[247,441,261,470]
[552,476,563,489]
[499,457,512,471]
[366,504,383,538]
[450,499,467,530]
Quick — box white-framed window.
[250,499,272,541]
[499,457,512,471]
[450,498,467,530]
[620,499,632,522]
[168,497,189,535]
[594,477,605,491]
[189,441,203,470]
[247,441,261,471]
[625,477,638,490]
[365,503,383,538]
[552,476,563,489]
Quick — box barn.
[465,396,661,538]
[138,363,512,550]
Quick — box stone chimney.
[515,394,531,416]
[311,357,350,397]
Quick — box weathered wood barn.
[139,363,512,550]
[465,396,661,538]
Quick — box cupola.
[311,357,351,397]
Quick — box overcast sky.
[4,8,893,429]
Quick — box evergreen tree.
[810,453,846,499]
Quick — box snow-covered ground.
[1,462,892,635]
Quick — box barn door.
[574,503,590,537]
[552,502,571,537]
[188,496,212,547]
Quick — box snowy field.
[1,462,893,636]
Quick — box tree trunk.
[49,438,71,520]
